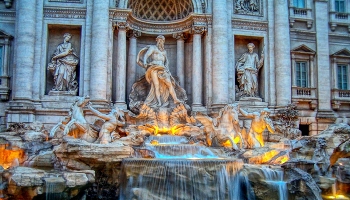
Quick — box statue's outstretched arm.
[88,104,111,121]
[239,108,254,118]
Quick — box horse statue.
[195,104,244,150]
[49,96,98,143]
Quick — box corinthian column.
[127,30,141,98]
[192,27,205,109]
[173,33,186,88]
[14,0,36,101]
[212,0,229,108]
[115,22,128,109]
[90,0,109,103]
[274,0,291,106]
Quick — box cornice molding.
[111,10,212,35]
[232,19,268,31]
[44,7,86,19]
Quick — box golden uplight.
[0,144,25,169]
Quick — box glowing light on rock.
[0,145,25,169]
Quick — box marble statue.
[136,35,182,108]
[49,96,98,143]
[236,43,264,97]
[195,104,244,150]
[47,33,79,94]
[88,104,125,144]
[239,107,275,148]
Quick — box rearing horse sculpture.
[195,104,244,150]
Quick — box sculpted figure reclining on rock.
[88,103,125,144]
[239,107,275,148]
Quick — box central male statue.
[137,35,182,108]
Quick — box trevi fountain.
[0,33,349,200]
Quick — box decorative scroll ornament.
[191,26,206,35]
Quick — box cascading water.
[261,166,288,200]
[119,135,288,200]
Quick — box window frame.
[337,64,349,90]
[295,61,308,88]
[293,0,306,8]
[335,0,346,13]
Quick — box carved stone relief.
[234,0,262,16]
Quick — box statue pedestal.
[48,90,77,96]
[238,97,268,112]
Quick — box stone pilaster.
[115,22,129,109]
[127,30,140,98]
[315,0,331,111]
[173,32,186,88]
[13,0,36,101]
[90,0,109,104]
[314,0,334,122]
[8,0,36,124]
[192,27,205,109]
[212,0,229,108]
[274,0,291,106]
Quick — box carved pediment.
[291,44,315,54]
[0,30,12,38]
[331,48,350,58]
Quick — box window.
[337,64,348,89]
[296,62,308,87]
[293,0,305,8]
[335,0,345,12]
[299,124,309,136]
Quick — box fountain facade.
[0,1,349,199]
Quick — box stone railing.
[293,8,308,16]
[0,76,10,101]
[292,87,317,109]
[289,7,313,28]
[329,12,350,31]
[292,87,316,99]
[332,89,350,100]
[331,89,350,110]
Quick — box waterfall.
[261,166,288,200]
[120,159,244,200]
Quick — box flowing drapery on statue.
[129,35,188,113]
[47,33,79,95]
[236,43,263,97]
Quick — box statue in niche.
[88,103,126,144]
[239,107,275,148]
[47,33,79,95]
[130,35,187,113]
[235,0,259,14]
[236,43,264,97]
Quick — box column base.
[191,105,207,113]
[114,102,128,110]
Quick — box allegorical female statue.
[47,33,79,95]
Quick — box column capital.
[173,32,187,40]
[113,21,130,31]
[127,30,141,38]
[191,26,206,35]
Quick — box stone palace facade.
[0,0,349,135]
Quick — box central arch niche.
[127,0,194,21]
